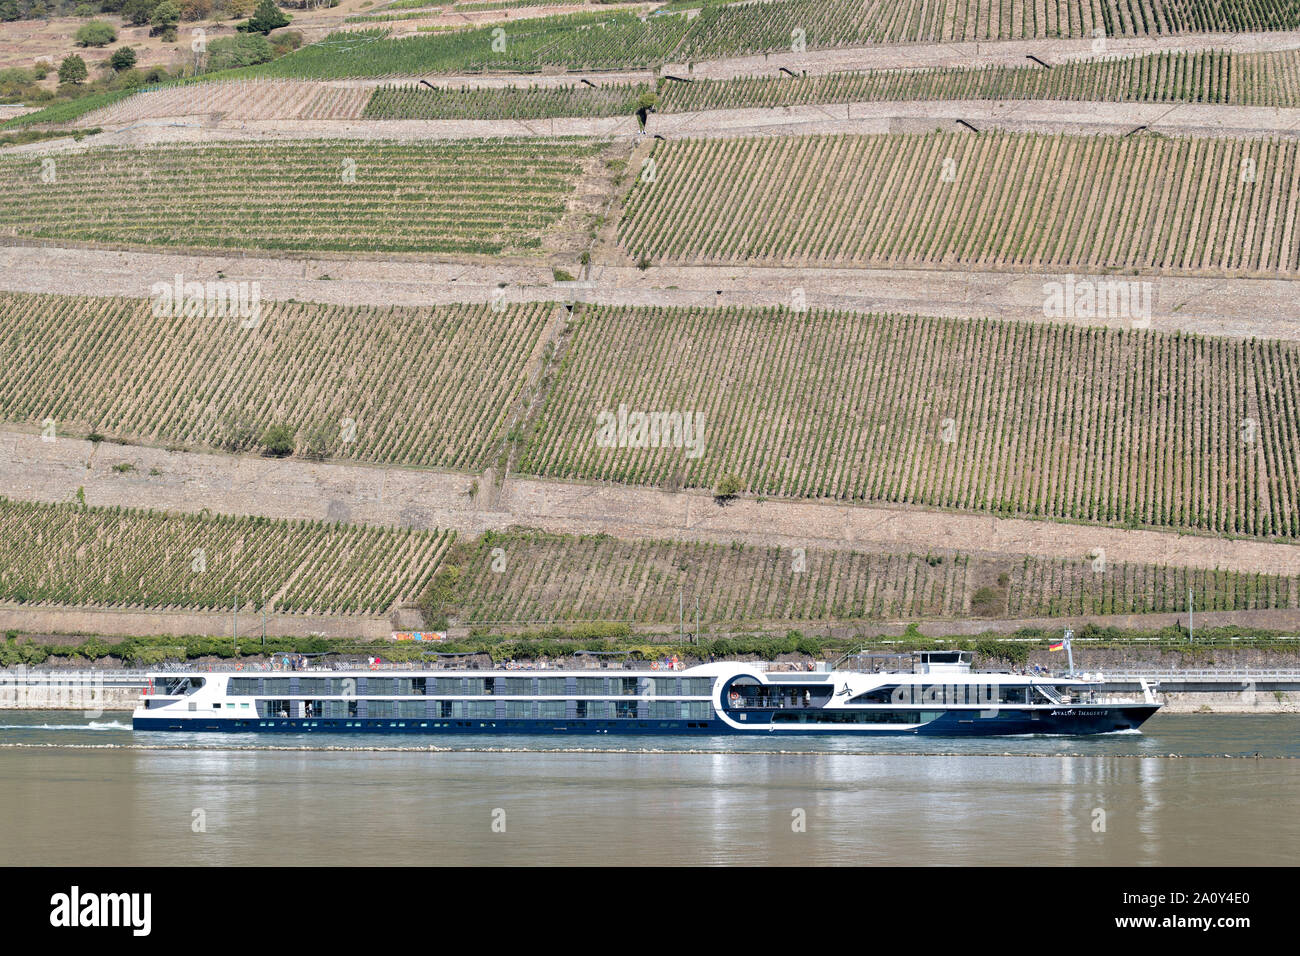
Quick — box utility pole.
[1188,588,1194,644]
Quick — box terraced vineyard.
[44,47,1300,131]
[674,0,1300,59]
[0,140,603,254]
[13,497,1281,624]
[41,47,1300,131]
[619,131,1300,275]
[0,497,452,615]
[363,82,648,119]
[658,48,1300,112]
[0,293,552,469]
[426,530,1300,624]
[250,15,691,78]
[1008,555,1300,617]
[344,0,568,22]
[229,1,1300,80]
[520,306,1300,538]
[75,81,373,126]
[455,0,584,9]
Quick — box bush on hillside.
[205,32,272,70]
[109,46,136,71]
[238,0,289,33]
[58,55,88,86]
[74,20,116,46]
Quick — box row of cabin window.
[256,699,715,720]
[230,677,714,697]
[850,684,1048,705]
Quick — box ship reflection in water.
[0,712,1295,866]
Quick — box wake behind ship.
[133,651,1160,737]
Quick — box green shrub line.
[0,126,101,147]
[5,624,1296,668]
[0,89,136,129]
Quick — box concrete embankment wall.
[0,680,137,711]
[1156,691,1300,713]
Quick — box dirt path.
[653,100,1300,140]
[12,117,644,151]
[15,99,1300,151]
[0,602,392,641]
[3,244,1297,341]
[4,428,1299,577]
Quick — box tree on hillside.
[74,20,116,46]
[239,0,289,34]
[57,54,88,86]
[109,46,137,71]
[122,0,157,25]
[178,0,212,19]
[204,33,272,71]
[150,0,179,40]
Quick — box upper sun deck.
[143,660,1094,698]
[146,667,710,682]
[918,650,973,674]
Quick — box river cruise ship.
[132,651,1160,736]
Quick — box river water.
[1,711,1295,866]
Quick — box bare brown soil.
[4,428,1299,579]
[2,244,1297,342]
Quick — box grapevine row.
[0,497,453,616]
[362,82,648,119]
[428,530,1300,624]
[0,293,553,471]
[0,139,601,255]
[519,305,1300,538]
[226,2,1300,80]
[658,49,1300,113]
[620,131,1300,276]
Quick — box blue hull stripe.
[133,706,1158,737]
